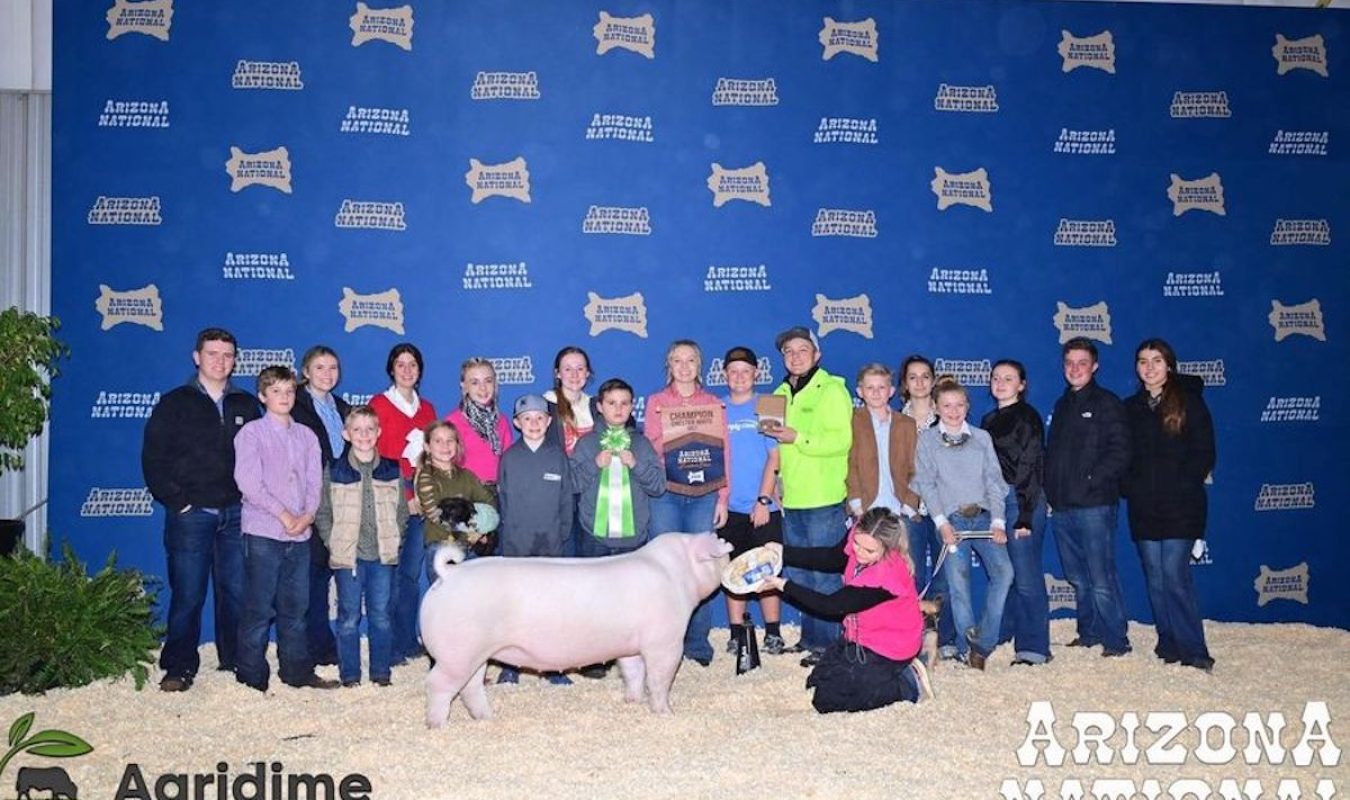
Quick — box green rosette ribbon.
[594,426,636,538]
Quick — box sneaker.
[159,675,192,693]
[762,633,787,655]
[372,676,392,687]
[497,668,520,684]
[910,660,935,701]
[545,672,573,686]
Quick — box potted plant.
[0,307,69,556]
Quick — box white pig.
[420,532,732,727]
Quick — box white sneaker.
[910,659,935,701]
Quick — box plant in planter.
[0,307,69,556]
[0,543,162,694]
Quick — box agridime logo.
[0,713,92,800]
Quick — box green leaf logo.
[0,712,93,782]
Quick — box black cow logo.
[16,766,78,800]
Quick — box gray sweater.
[910,424,1009,526]
[497,437,574,557]
[570,427,665,550]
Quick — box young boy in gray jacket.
[494,393,575,685]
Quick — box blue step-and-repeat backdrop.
[51,0,1348,636]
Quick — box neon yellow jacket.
[773,366,853,509]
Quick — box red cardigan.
[370,391,438,496]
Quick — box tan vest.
[327,475,403,568]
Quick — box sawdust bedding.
[3,620,1345,800]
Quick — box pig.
[420,531,732,727]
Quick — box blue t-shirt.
[725,395,778,514]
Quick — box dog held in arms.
[419,532,733,727]
[433,497,499,563]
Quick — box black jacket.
[292,387,353,564]
[292,386,352,464]
[980,401,1045,530]
[142,379,261,512]
[1044,380,1130,510]
[1121,380,1216,541]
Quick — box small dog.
[434,497,499,564]
[918,595,944,670]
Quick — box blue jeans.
[236,534,312,689]
[306,543,337,663]
[942,512,1014,657]
[1053,505,1131,652]
[1001,491,1051,662]
[909,514,956,649]
[392,514,425,659]
[334,559,395,683]
[649,492,720,662]
[1136,539,1210,665]
[782,504,845,652]
[159,504,244,679]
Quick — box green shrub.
[0,543,162,695]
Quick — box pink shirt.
[843,534,923,662]
[445,408,514,483]
[643,385,731,506]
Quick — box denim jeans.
[942,511,1014,657]
[159,504,244,679]
[1136,539,1210,665]
[1000,491,1051,662]
[236,534,312,689]
[650,492,720,662]
[782,504,846,652]
[305,542,337,663]
[334,559,395,683]
[392,513,425,659]
[908,514,956,649]
[1052,505,1131,652]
